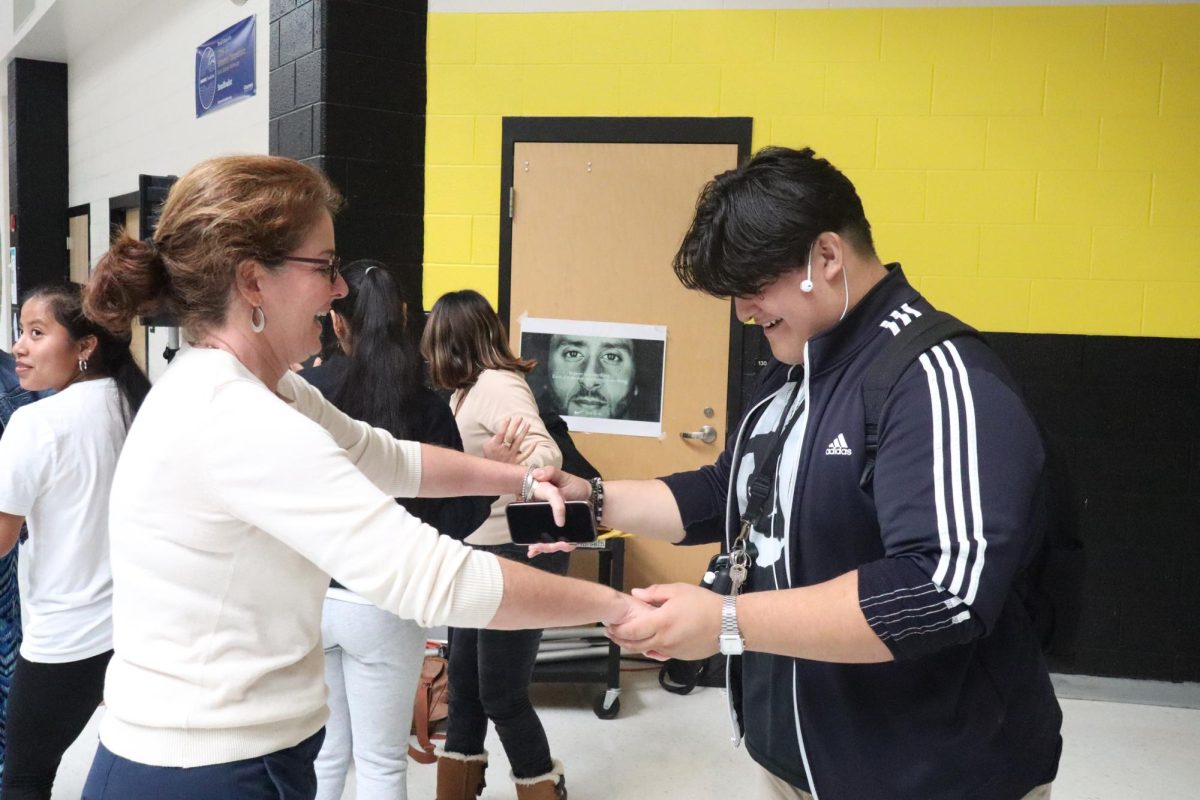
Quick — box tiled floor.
[54,667,1200,799]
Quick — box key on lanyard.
[728,520,752,596]
[728,550,750,596]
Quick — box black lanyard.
[726,378,804,595]
[740,379,804,532]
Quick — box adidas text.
[825,433,853,456]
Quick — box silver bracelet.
[520,465,536,502]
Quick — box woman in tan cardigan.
[423,290,568,800]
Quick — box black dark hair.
[672,146,876,299]
[329,261,422,440]
[25,282,150,426]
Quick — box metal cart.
[532,537,625,719]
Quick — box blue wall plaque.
[196,15,256,118]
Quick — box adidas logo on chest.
[825,433,853,456]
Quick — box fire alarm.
[9,213,14,233]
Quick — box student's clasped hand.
[601,591,659,629]
[605,583,724,662]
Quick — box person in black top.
[542,147,1060,800]
[303,261,490,800]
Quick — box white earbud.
[800,250,814,293]
[839,263,850,321]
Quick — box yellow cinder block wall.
[424,4,1200,338]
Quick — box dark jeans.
[82,729,325,800]
[2,650,111,800]
[443,544,569,779]
[0,548,21,784]
[0,381,35,784]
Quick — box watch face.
[719,635,745,656]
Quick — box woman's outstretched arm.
[487,557,650,630]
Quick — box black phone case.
[506,501,597,544]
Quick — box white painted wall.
[69,0,270,266]
[64,0,270,377]
[1,0,271,358]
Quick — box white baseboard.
[1051,673,1200,710]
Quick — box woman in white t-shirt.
[0,283,150,800]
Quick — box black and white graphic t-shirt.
[734,368,807,592]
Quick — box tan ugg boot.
[435,749,488,800]
[513,758,567,800]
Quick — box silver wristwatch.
[718,595,745,656]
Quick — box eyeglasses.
[283,254,342,285]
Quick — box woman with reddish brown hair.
[77,155,647,800]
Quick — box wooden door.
[68,212,89,284]
[124,208,148,373]
[509,142,738,590]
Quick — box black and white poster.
[520,317,667,438]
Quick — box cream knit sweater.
[450,368,561,546]
[100,348,503,767]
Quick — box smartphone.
[506,500,597,544]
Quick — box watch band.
[721,595,740,638]
[589,477,605,526]
[719,595,745,655]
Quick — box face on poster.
[520,317,667,438]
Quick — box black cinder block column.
[7,58,69,299]
[269,0,427,313]
[987,333,1200,683]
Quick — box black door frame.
[497,116,754,434]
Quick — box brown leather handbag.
[408,654,450,764]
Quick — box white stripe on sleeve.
[946,341,987,606]
[932,345,971,596]
[919,353,952,587]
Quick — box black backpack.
[859,310,1085,660]
[658,652,727,695]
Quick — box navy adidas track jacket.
[662,266,1062,800]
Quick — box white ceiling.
[3,0,154,66]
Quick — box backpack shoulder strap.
[860,310,982,490]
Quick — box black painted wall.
[7,58,69,300]
[737,327,1200,683]
[269,0,426,311]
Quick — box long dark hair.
[420,289,534,393]
[329,261,422,440]
[28,282,150,426]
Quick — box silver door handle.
[680,425,717,444]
